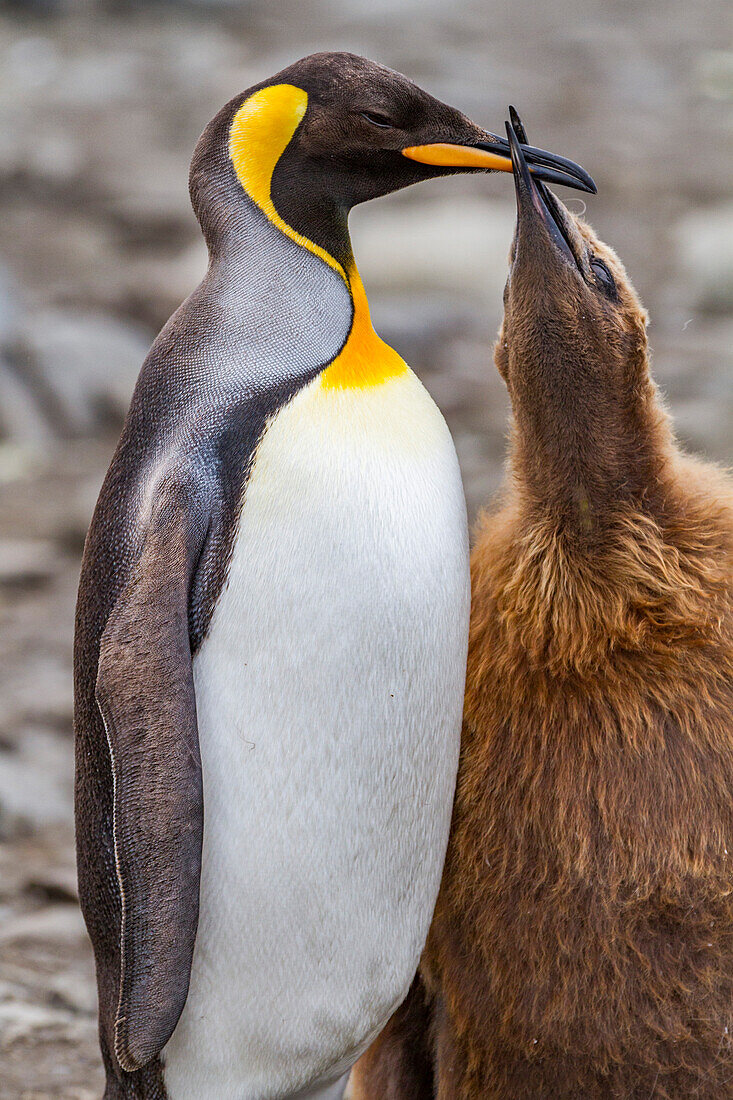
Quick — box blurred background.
[0,0,730,1094]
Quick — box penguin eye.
[590,257,617,298]
[360,110,394,130]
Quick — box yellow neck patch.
[322,266,407,391]
[228,83,408,391]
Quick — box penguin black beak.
[402,128,596,196]
[506,116,581,270]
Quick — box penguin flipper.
[94,476,207,1074]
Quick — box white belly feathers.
[162,369,470,1100]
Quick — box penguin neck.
[223,82,408,390]
[207,198,407,391]
[271,186,356,274]
[323,256,408,391]
[506,357,671,537]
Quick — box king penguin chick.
[352,113,733,1099]
[73,56,594,1100]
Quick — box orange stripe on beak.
[401,143,513,172]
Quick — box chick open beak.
[402,127,596,196]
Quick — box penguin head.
[495,115,666,516]
[190,53,595,266]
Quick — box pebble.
[23,865,78,905]
[0,729,73,840]
[0,539,57,586]
[675,202,733,316]
[0,905,87,947]
[15,310,150,439]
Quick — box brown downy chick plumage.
[352,117,733,1099]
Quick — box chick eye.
[590,257,617,297]
[360,110,394,130]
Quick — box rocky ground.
[0,0,730,1094]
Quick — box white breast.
[163,370,470,1100]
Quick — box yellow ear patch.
[229,83,407,391]
[229,84,344,279]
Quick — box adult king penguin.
[74,53,595,1100]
